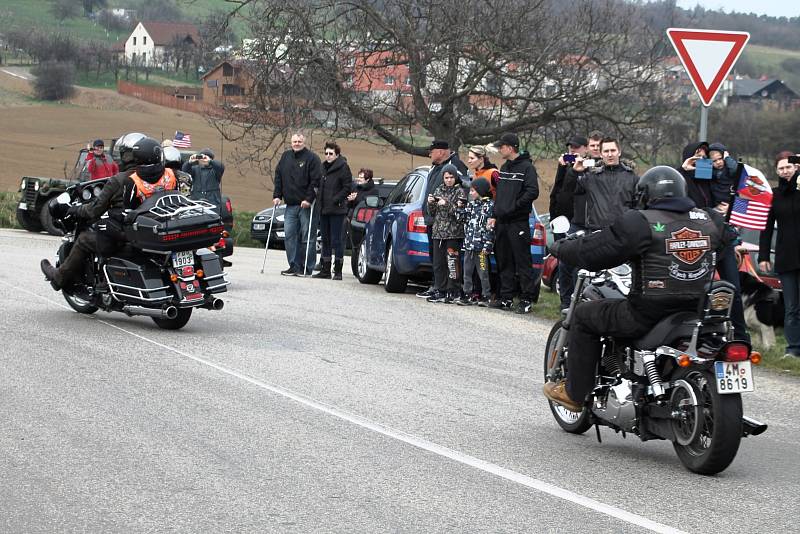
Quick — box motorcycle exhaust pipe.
[742,416,768,437]
[122,305,179,320]
[211,298,224,311]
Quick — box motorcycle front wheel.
[151,307,192,330]
[670,368,743,475]
[544,321,592,434]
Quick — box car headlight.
[33,182,40,191]
[254,216,266,221]
[276,214,285,222]
[20,179,25,190]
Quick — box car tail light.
[407,210,426,233]
[356,208,377,223]
[720,342,750,362]
[531,222,546,246]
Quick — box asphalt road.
[1,228,797,533]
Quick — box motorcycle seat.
[632,312,726,350]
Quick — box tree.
[50,0,81,21]
[31,60,76,100]
[213,0,677,170]
[82,0,108,15]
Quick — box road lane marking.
[3,280,687,534]
[1,69,31,80]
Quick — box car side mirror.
[550,216,570,235]
[365,195,381,208]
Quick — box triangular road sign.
[667,28,750,107]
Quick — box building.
[730,78,799,110]
[201,60,258,108]
[123,21,200,68]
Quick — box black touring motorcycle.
[544,216,767,475]
[47,178,228,330]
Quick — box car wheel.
[40,200,64,237]
[383,241,408,293]
[355,237,381,284]
[17,207,44,232]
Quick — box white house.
[123,21,200,68]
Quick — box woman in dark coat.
[347,168,378,219]
[313,141,353,280]
[759,151,800,358]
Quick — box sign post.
[666,28,750,140]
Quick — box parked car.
[251,204,287,248]
[353,166,546,297]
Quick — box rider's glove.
[66,205,81,218]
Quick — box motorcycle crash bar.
[122,305,179,320]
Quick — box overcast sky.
[675,0,800,18]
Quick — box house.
[201,59,259,107]
[730,78,799,110]
[123,21,200,68]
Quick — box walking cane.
[260,202,277,274]
[303,200,316,276]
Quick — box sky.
[675,0,800,18]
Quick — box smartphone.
[788,155,800,164]
[563,153,577,164]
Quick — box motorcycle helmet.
[163,145,183,170]
[635,166,687,209]
[131,136,165,180]
[114,132,146,168]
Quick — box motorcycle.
[544,216,767,475]
[47,178,228,330]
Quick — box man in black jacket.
[273,133,322,276]
[40,135,178,290]
[183,148,225,210]
[416,139,468,298]
[488,132,540,314]
[544,167,725,411]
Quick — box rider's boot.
[40,259,63,291]
[542,380,582,412]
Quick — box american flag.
[173,130,192,148]
[729,164,772,230]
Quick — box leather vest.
[129,168,177,202]
[633,208,722,299]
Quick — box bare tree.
[212,0,676,172]
[50,0,81,21]
[32,60,76,100]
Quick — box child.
[457,178,495,306]
[427,164,467,303]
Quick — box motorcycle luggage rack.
[141,194,218,221]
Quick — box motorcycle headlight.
[93,185,103,197]
[81,188,93,201]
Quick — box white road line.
[1,69,30,80]
[3,280,687,534]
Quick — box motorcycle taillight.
[720,342,750,362]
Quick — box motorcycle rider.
[543,166,726,412]
[40,134,178,290]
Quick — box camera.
[582,158,596,168]
[788,155,800,164]
[563,154,577,164]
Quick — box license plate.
[18,202,27,210]
[714,361,755,394]
[253,223,266,230]
[172,250,194,268]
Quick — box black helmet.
[114,132,146,167]
[636,166,687,209]
[131,136,163,166]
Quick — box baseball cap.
[429,139,450,150]
[92,139,104,147]
[566,135,588,148]
[492,132,519,149]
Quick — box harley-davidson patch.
[665,227,710,265]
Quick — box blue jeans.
[779,269,800,355]
[716,243,750,342]
[283,204,316,273]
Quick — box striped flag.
[173,130,192,148]
[729,164,772,230]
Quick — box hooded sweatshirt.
[678,141,713,209]
[494,151,539,223]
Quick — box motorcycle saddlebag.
[124,192,224,252]
[103,257,171,303]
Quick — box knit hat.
[441,163,461,184]
[199,147,215,159]
[708,142,727,155]
[471,177,491,198]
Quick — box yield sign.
[667,28,750,107]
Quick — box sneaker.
[426,291,446,303]
[443,293,456,304]
[542,380,582,412]
[489,299,513,310]
[455,296,472,306]
[416,287,435,299]
[516,300,532,314]
[280,267,298,276]
[477,297,490,307]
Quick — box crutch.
[260,201,278,274]
[303,199,316,276]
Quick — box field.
[0,70,559,213]
[742,45,800,92]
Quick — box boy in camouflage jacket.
[457,177,495,305]
[427,164,467,303]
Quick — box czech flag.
[729,164,772,230]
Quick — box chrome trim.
[103,264,172,303]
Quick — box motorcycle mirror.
[56,192,71,204]
[550,216,570,234]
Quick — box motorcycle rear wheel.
[544,321,592,434]
[62,290,98,314]
[671,368,743,475]
[151,307,192,330]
